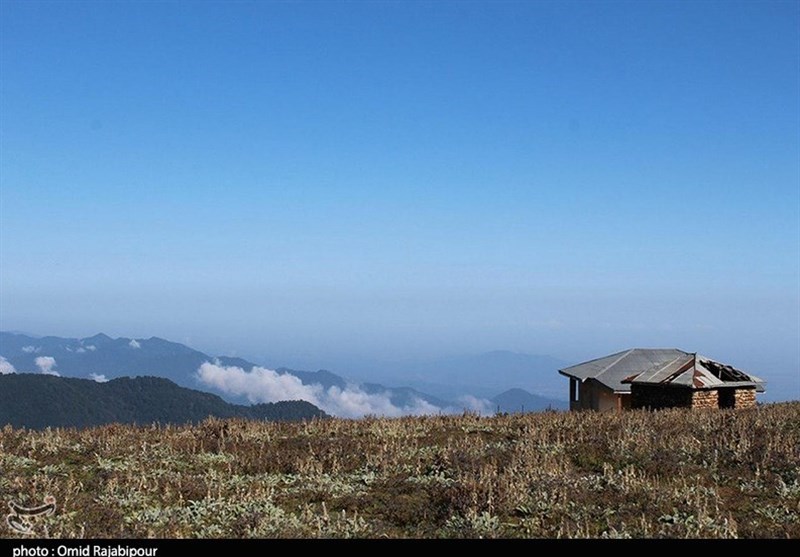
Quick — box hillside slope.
[0,374,326,428]
[0,403,797,538]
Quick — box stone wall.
[630,384,756,410]
[690,389,719,409]
[733,388,757,409]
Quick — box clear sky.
[1,1,798,397]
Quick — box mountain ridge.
[0,332,482,411]
[491,387,567,413]
[0,331,570,414]
[0,373,326,429]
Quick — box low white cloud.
[0,356,16,375]
[85,345,97,351]
[76,347,86,353]
[197,362,446,418]
[35,356,59,376]
[324,384,441,417]
[22,346,39,353]
[455,395,495,415]
[128,339,141,349]
[200,363,310,402]
[89,373,109,383]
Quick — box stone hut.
[623,352,763,410]
[559,348,765,412]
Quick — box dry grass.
[1,403,798,538]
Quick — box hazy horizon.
[1,328,795,404]
[1,2,798,400]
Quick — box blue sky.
[1,1,798,397]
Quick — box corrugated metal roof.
[559,348,691,393]
[633,353,695,384]
[560,348,766,392]
[625,353,765,391]
[697,355,766,389]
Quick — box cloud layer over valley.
[197,362,492,418]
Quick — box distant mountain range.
[0,332,249,387]
[341,350,569,401]
[0,374,326,429]
[492,388,566,413]
[0,331,568,417]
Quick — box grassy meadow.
[1,403,798,538]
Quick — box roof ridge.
[664,354,696,383]
[595,348,636,378]
[559,348,633,372]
